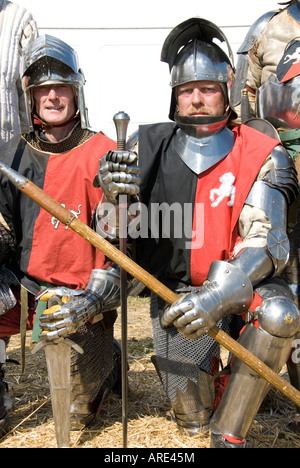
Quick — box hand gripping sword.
[113,111,130,448]
[0,162,300,419]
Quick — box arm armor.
[231,10,279,107]
[39,266,122,341]
[162,146,299,335]
[229,145,299,283]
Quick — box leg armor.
[69,312,121,430]
[210,279,300,447]
[281,200,300,418]
[150,293,232,436]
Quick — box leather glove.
[94,150,140,205]
[162,261,253,340]
[37,268,121,342]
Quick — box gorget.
[289,2,300,23]
[25,121,95,154]
[174,126,235,175]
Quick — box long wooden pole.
[1,161,300,408]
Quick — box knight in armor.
[0,34,123,434]
[233,0,300,435]
[94,18,300,448]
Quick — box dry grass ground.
[0,293,299,448]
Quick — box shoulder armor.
[232,11,279,107]
[245,118,280,140]
[237,10,279,54]
[264,145,299,204]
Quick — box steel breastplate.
[173,126,235,175]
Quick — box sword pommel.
[113,111,130,150]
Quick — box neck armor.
[174,111,230,138]
[174,126,235,175]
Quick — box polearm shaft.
[1,161,300,408]
[113,111,130,449]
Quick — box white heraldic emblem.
[209,172,236,208]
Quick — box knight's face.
[33,84,76,125]
[176,80,226,118]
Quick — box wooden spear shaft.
[1,162,300,408]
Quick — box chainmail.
[69,314,120,429]
[25,121,95,154]
[0,222,15,265]
[150,293,232,405]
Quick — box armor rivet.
[284,312,294,325]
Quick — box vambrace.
[86,266,121,313]
[230,145,299,281]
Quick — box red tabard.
[190,124,280,286]
[26,132,116,289]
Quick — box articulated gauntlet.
[93,144,141,242]
[39,266,121,342]
[162,261,253,340]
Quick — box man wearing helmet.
[0,35,122,436]
[95,18,300,448]
[233,0,300,436]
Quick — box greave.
[210,323,294,440]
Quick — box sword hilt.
[113,111,130,449]
[113,111,130,150]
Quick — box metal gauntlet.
[162,261,253,339]
[94,150,140,205]
[39,267,121,341]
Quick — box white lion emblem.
[283,47,300,65]
[209,172,236,208]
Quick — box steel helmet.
[21,34,89,130]
[161,18,235,135]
